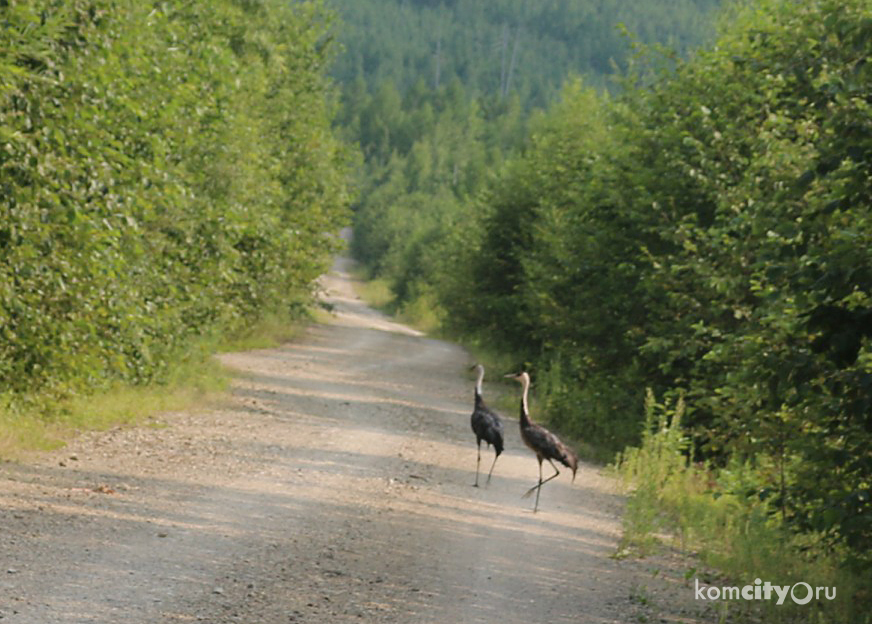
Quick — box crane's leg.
[520,457,545,511]
[474,441,482,487]
[522,458,544,499]
[485,451,499,485]
[522,459,561,511]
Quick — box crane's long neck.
[519,374,532,427]
[475,366,484,398]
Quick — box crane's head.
[568,452,578,483]
[470,363,486,385]
[503,371,529,385]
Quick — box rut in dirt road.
[0,256,713,624]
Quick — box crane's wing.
[472,400,504,452]
[525,423,576,471]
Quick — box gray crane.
[504,371,578,512]
[470,364,505,487]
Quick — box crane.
[504,371,577,512]
[469,364,505,487]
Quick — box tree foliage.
[0,0,350,404]
[335,0,722,327]
[441,0,872,572]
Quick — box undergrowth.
[614,390,870,623]
[0,355,226,459]
[0,311,311,460]
[351,273,396,310]
[350,269,446,335]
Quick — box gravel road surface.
[0,255,714,623]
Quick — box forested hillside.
[331,0,723,329]
[328,0,720,104]
[0,1,350,411]
[343,0,872,618]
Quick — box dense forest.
[341,0,872,619]
[328,0,723,327]
[0,1,350,407]
[328,0,720,105]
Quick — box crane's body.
[470,364,504,487]
[505,371,578,512]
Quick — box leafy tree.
[0,0,350,405]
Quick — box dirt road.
[0,255,711,623]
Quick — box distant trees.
[0,0,350,404]
[346,78,519,320]
[335,0,721,328]
[328,0,721,107]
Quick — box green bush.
[0,0,350,407]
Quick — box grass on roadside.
[349,268,447,335]
[0,358,227,459]
[613,389,870,624]
[218,310,309,352]
[351,273,395,310]
[0,311,314,460]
